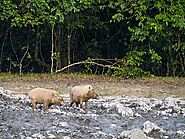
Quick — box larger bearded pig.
[70,85,99,108]
[28,88,64,111]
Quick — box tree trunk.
[34,26,47,72]
[35,26,40,65]
[51,26,54,74]
[166,46,170,76]
[0,30,8,72]
[55,24,62,71]
[107,28,110,58]
[19,26,30,75]
[67,28,72,73]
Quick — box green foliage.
[107,66,150,79]
[125,50,146,67]
[110,0,185,42]
[149,49,162,65]
[10,0,66,27]
[84,58,93,74]
[52,52,60,60]
[0,0,17,20]
[0,0,185,77]
[107,50,151,78]
[111,13,124,22]
[109,0,185,76]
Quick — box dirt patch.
[0,74,185,99]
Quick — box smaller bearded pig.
[70,85,99,108]
[28,88,64,111]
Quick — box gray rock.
[63,136,71,139]
[164,97,179,107]
[143,121,163,134]
[172,106,181,113]
[102,102,134,117]
[48,108,62,114]
[31,133,45,139]
[176,130,185,137]
[116,104,134,117]
[119,128,153,139]
[25,137,33,139]
[134,113,142,117]
[59,122,69,127]
[151,99,163,108]
[47,133,56,139]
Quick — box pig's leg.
[80,99,83,108]
[75,102,80,107]
[70,101,74,107]
[43,99,49,111]
[31,99,36,110]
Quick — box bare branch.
[91,58,120,64]
[55,60,112,73]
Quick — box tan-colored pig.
[70,85,99,108]
[28,88,64,111]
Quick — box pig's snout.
[60,101,64,106]
[94,93,100,99]
[96,95,100,100]
[59,97,64,105]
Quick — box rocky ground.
[1,87,185,139]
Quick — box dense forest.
[0,0,185,78]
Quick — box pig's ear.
[89,85,92,90]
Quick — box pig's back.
[71,85,91,97]
[28,88,52,99]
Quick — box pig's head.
[87,86,100,99]
[51,92,64,106]
[53,96,64,106]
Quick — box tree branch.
[55,60,112,73]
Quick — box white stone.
[32,133,45,139]
[59,122,69,127]
[119,128,153,139]
[25,137,33,139]
[135,113,142,117]
[110,124,116,127]
[162,116,168,120]
[143,121,163,134]
[48,109,62,114]
[164,97,179,107]
[114,103,134,117]
[47,133,56,139]
[56,129,66,134]
[176,130,185,136]
[63,136,71,139]
[151,100,163,108]
[135,99,152,111]
[181,108,185,114]
[0,87,4,91]
[173,106,181,113]
[92,131,107,136]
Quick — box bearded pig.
[28,88,64,111]
[70,85,99,108]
